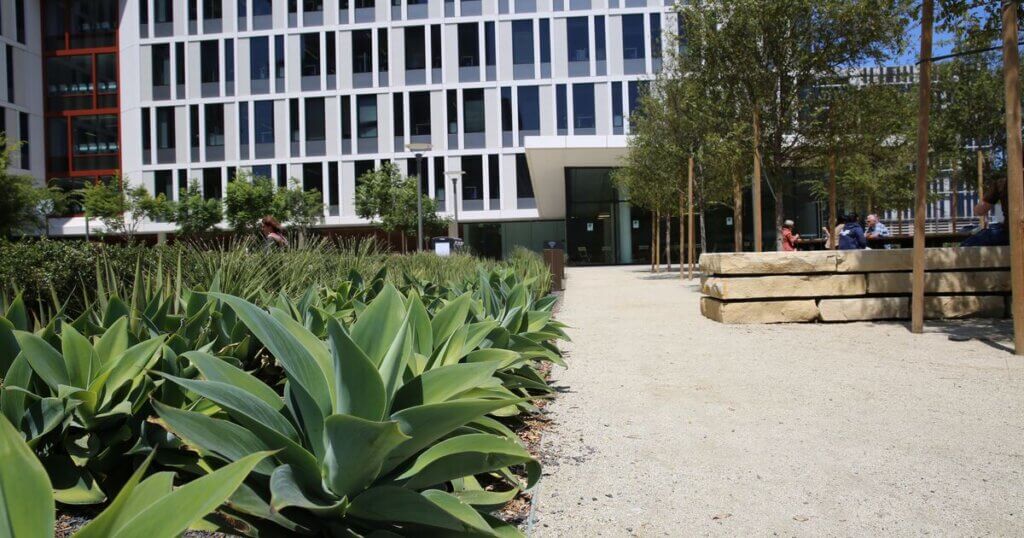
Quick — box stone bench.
[699,247,1010,324]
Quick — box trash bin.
[431,236,464,256]
[542,240,565,291]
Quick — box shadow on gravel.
[871,318,1015,354]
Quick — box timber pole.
[951,164,959,233]
[688,156,695,279]
[828,153,838,249]
[753,107,763,252]
[911,0,933,334]
[1001,0,1024,354]
[679,190,686,280]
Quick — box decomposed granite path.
[531,265,1024,536]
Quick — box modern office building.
[3,0,680,264]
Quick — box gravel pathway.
[532,265,1024,536]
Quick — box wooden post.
[911,0,933,334]
[732,175,743,253]
[1001,0,1024,354]
[650,211,656,272]
[978,149,987,229]
[752,106,763,252]
[828,153,838,249]
[688,156,695,279]
[653,211,660,272]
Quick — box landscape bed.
[0,240,565,537]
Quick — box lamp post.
[406,143,432,251]
[445,170,465,239]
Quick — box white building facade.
[11,0,677,261]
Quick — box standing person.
[261,216,289,248]
[781,219,800,251]
[962,177,1009,246]
[837,213,867,250]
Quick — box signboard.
[632,219,640,229]
[586,222,594,232]
[435,242,451,257]
[726,217,734,226]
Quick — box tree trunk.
[679,191,686,281]
[687,156,695,279]
[732,174,743,253]
[664,215,671,272]
[774,190,785,252]
[653,211,660,272]
[978,149,986,229]
[828,153,838,249]
[752,106,763,252]
[650,211,656,272]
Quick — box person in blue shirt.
[838,213,867,250]
[865,214,891,239]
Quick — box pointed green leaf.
[269,464,347,516]
[152,401,277,476]
[397,433,540,490]
[347,486,475,533]
[430,293,473,347]
[94,317,130,365]
[60,324,95,389]
[321,414,410,499]
[326,318,385,420]
[351,284,406,367]
[183,351,283,411]
[392,362,502,411]
[0,414,55,538]
[14,331,68,390]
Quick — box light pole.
[445,170,465,239]
[406,143,432,251]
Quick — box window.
[409,92,431,136]
[201,41,220,83]
[254,0,272,15]
[251,37,269,79]
[306,97,325,141]
[650,13,661,59]
[463,155,483,206]
[392,93,404,137]
[301,33,320,76]
[225,39,235,87]
[191,105,200,149]
[155,170,173,199]
[447,89,458,134]
[6,46,14,104]
[622,14,645,59]
[277,164,287,187]
[206,103,225,146]
[326,33,336,75]
[628,80,640,117]
[539,19,550,64]
[203,168,222,199]
[485,22,496,67]
[71,115,118,170]
[488,154,500,204]
[340,96,351,139]
[254,100,274,143]
[189,0,198,22]
[355,0,374,8]
[139,0,148,27]
[15,0,25,43]
[567,17,589,62]
[516,153,534,199]
[405,27,426,70]
[239,102,249,151]
[142,109,152,153]
[204,0,223,19]
[511,21,533,65]
[290,99,300,143]
[328,161,339,210]
[305,0,324,11]
[238,0,247,18]
[595,16,606,61]
[612,81,623,130]
[457,23,479,67]
[176,43,186,85]
[517,86,539,132]
[275,35,286,79]
[353,30,372,73]
[156,107,175,149]
[378,28,389,72]
[501,87,512,132]
[434,156,445,201]
[463,89,485,133]
[357,95,377,138]
[572,83,594,130]
[19,112,29,169]
[155,0,173,23]
[288,0,298,13]
[303,162,322,192]
[556,84,567,131]
[431,25,442,69]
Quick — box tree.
[680,0,911,249]
[0,135,58,237]
[224,170,279,236]
[276,178,325,246]
[81,179,167,239]
[355,162,448,252]
[171,183,222,237]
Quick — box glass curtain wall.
[565,167,650,265]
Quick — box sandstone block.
[700,297,818,324]
[700,251,839,276]
[835,246,1009,273]
[819,297,908,321]
[867,271,1011,294]
[702,274,866,300]
[925,295,1005,319]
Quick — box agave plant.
[0,413,268,538]
[1,315,167,504]
[154,286,540,536]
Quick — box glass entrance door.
[565,167,645,265]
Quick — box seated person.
[962,178,1009,247]
[837,213,867,250]
[781,219,800,251]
